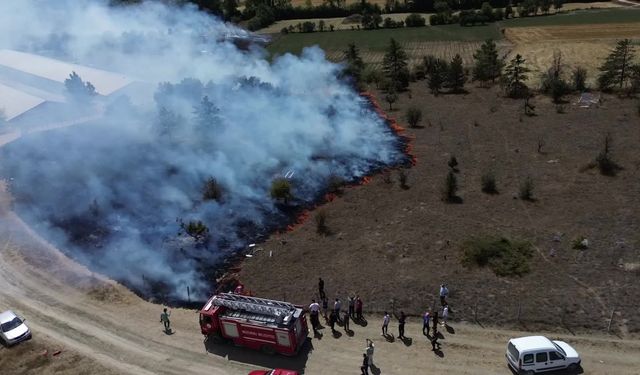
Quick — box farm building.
[0,49,135,125]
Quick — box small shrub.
[448,155,459,172]
[315,210,328,234]
[182,220,209,241]
[481,172,498,194]
[441,171,459,202]
[462,236,533,276]
[519,176,534,201]
[572,236,588,250]
[555,104,566,114]
[405,107,423,128]
[398,169,408,189]
[572,67,588,92]
[327,175,346,195]
[270,178,292,202]
[382,170,392,184]
[596,134,621,176]
[202,177,223,201]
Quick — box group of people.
[313,278,454,374]
[310,278,365,335]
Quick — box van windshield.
[507,342,519,360]
[553,342,566,356]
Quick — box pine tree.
[382,38,410,91]
[427,58,448,96]
[472,39,504,86]
[503,54,530,98]
[447,54,467,93]
[343,43,365,86]
[598,39,636,91]
[193,96,219,131]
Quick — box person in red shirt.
[355,296,363,320]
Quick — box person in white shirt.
[381,312,390,336]
[442,305,449,326]
[309,299,320,333]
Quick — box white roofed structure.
[0,83,46,121]
[0,49,133,96]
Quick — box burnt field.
[240,85,640,335]
[0,88,410,305]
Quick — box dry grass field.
[260,12,431,33]
[504,23,640,85]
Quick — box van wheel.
[567,364,578,373]
[208,333,227,345]
[261,345,276,355]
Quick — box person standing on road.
[431,335,441,351]
[343,310,350,332]
[160,308,171,333]
[309,299,320,334]
[382,311,390,336]
[360,353,369,375]
[432,311,439,335]
[348,296,355,318]
[398,311,406,339]
[322,297,329,321]
[365,339,375,367]
[334,298,342,323]
[423,310,431,336]
[319,277,326,300]
[355,296,363,320]
[329,310,337,333]
[439,284,449,306]
[442,304,449,326]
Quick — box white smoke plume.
[0,0,407,301]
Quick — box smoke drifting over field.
[0,0,406,301]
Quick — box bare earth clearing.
[240,85,640,335]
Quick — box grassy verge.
[267,24,501,56]
[498,8,640,28]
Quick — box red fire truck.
[199,293,309,356]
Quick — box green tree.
[428,58,448,96]
[441,171,459,202]
[472,39,504,85]
[539,0,552,14]
[518,0,536,16]
[343,43,365,86]
[540,51,569,103]
[481,2,494,20]
[318,19,326,31]
[553,0,563,10]
[222,0,240,20]
[405,107,422,128]
[572,67,588,91]
[385,89,398,110]
[270,178,292,203]
[447,54,467,93]
[382,38,410,90]
[193,96,219,130]
[598,39,636,91]
[64,71,97,101]
[202,177,223,201]
[505,3,513,18]
[180,219,209,242]
[503,54,530,98]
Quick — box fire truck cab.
[199,293,308,356]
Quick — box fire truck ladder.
[212,293,297,317]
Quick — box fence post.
[607,306,616,333]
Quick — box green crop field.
[498,7,640,28]
[267,24,502,57]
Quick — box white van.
[506,336,581,374]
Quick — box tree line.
[342,38,640,104]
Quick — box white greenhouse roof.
[0,83,46,121]
[0,49,132,96]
